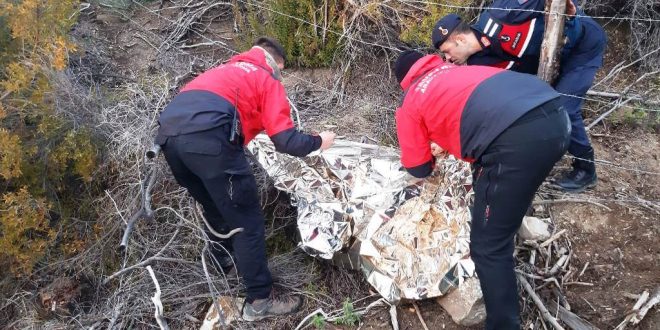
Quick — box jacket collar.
[228,48,282,80]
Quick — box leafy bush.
[311,313,326,329]
[336,298,360,326]
[399,0,475,47]
[0,0,101,276]
[234,0,344,67]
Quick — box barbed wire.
[405,0,660,23]
[567,155,660,176]
[237,0,660,112]
[540,192,660,212]
[131,0,396,112]
[557,93,660,113]
[129,1,660,177]
[236,0,403,53]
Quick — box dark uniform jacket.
[468,0,602,74]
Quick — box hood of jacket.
[228,47,281,80]
[399,55,450,90]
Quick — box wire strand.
[236,0,660,112]
[406,0,660,23]
[129,1,660,177]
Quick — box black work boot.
[555,148,597,193]
[212,251,236,275]
[242,292,303,321]
[208,241,237,275]
[204,219,236,275]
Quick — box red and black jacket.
[156,48,320,157]
[469,0,587,74]
[396,55,559,178]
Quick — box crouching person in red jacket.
[394,51,570,330]
[155,37,335,321]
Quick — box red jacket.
[158,48,320,157]
[181,48,293,144]
[396,55,558,177]
[396,56,499,167]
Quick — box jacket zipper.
[483,166,492,224]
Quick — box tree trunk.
[537,0,567,83]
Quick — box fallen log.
[549,300,600,330]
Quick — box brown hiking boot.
[242,293,303,321]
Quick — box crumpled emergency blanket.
[248,134,476,302]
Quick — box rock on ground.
[436,277,486,326]
[518,216,551,241]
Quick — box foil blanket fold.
[248,134,476,302]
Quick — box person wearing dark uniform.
[155,37,336,321]
[432,0,607,192]
[393,51,571,330]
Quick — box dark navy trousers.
[554,65,597,156]
[160,124,272,301]
[470,101,571,330]
[554,16,607,156]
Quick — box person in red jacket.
[394,51,570,330]
[155,37,335,321]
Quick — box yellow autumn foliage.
[1,62,34,94]
[0,0,99,276]
[49,130,98,182]
[0,129,23,179]
[0,187,54,276]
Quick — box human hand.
[430,142,445,157]
[319,131,336,150]
[566,0,577,16]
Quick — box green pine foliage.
[234,0,344,67]
[399,0,475,47]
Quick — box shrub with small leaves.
[336,298,360,326]
[0,187,55,276]
[399,0,475,47]
[311,314,326,329]
[0,0,100,276]
[234,0,344,67]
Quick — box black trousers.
[470,101,571,330]
[160,124,272,301]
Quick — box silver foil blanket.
[248,134,476,302]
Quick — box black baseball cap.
[431,14,462,49]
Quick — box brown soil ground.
[68,3,658,329]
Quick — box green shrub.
[335,298,360,326]
[399,0,475,47]
[311,314,326,329]
[234,0,344,67]
[0,0,101,276]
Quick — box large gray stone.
[437,277,486,326]
[518,216,551,241]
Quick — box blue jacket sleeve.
[488,0,545,24]
[563,1,583,54]
[270,127,322,157]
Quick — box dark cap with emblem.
[394,50,424,84]
[431,14,462,49]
